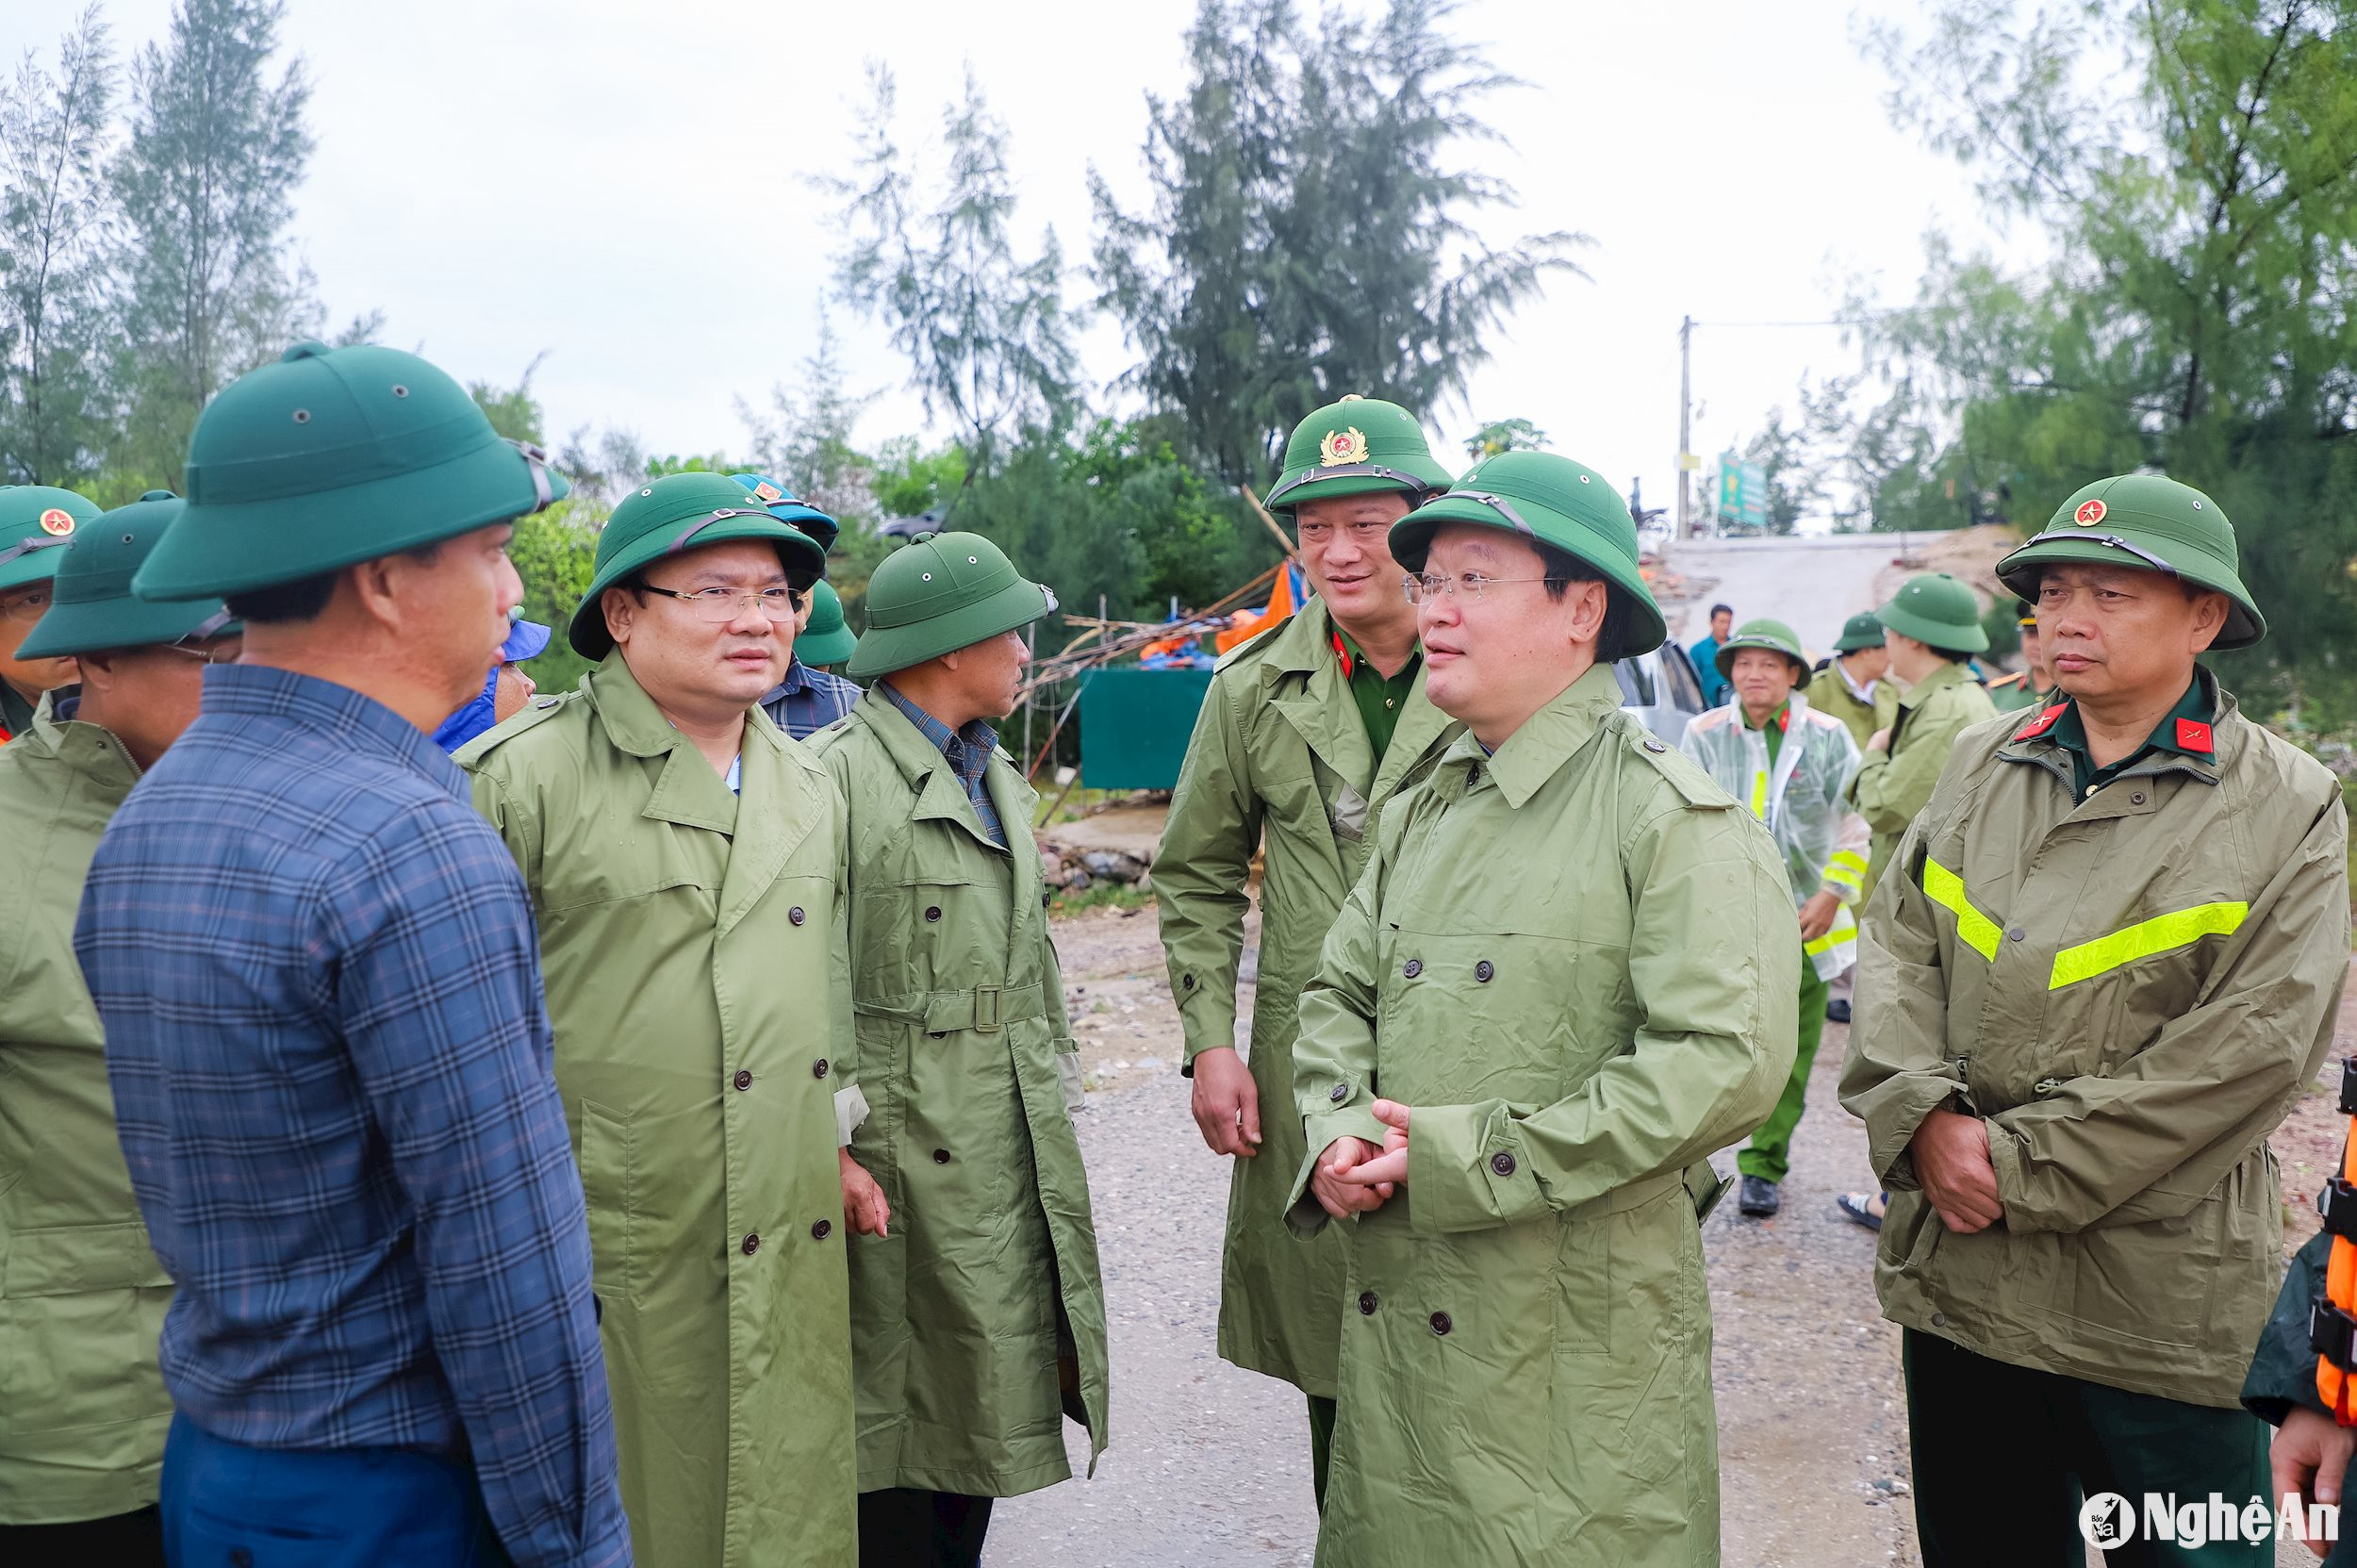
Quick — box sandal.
[1837,1191,1887,1231]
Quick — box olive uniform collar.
[1999,667,2228,796]
[583,650,781,833]
[1894,658,1973,712]
[22,687,142,790]
[850,682,1032,854]
[1432,661,1622,810]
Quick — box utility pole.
[1676,315,1694,541]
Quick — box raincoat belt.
[855,982,1047,1034]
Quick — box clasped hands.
[1911,1107,2003,1233]
[1311,1099,1411,1220]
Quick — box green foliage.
[506,500,598,694]
[1466,418,1548,459]
[469,355,548,445]
[1090,0,1589,488]
[870,436,966,520]
[1979,596,2022,661]
[1850,0,2357,720]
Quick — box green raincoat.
[1838,684,2349,1408]
[804,686,1110,1496]
[1844,659,1996,899]
[1805,658,1881,754]
[1286,664,1799,1566]
[0,693,172,1525]
[460,654,861,1568]
[1154,599,1460,1396]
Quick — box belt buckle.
[975,984,1002,1033]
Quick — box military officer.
[1806,610,1888,752]
[0,486,103,742]
[0,494,235,1562]
[1680,619,1869,1218]
[1844,573,1998,900]
[1986,611,2058,712]
[461,471,869,1568]
[1153,395,1459,1502]
[804,532,1108,1568]
[1287,452,1798,1567]
[1839,475,2349,1565]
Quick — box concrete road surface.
[1664,535,1899,655]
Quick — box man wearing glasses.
[1284,451,1796,1567]
[461,470,874,1567]
[0,486,103,743]
[1155,395,1460,1505]
[0,493,234,1563]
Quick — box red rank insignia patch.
[1330,630,1354,679]
[2014,702,2068,740]
[2174,717,2214,754]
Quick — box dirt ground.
[1016,902,2357,1567]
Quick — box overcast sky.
[8,0,2016,524]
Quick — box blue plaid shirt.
[877,680,1008,847]
[759,657,862,740]
[75,665,629,1568]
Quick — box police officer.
[1839,475,2349,1566]
[1153,395,1459,1501]
[0,494,235,1562]
[804,533,1108,1568]
[1844,573,1998,900]
[0,486,102,742]
[461,471,867,1567]
[1680,619,1869,1218]
[1287,452,1797,1567]
[1806,610,1888,752]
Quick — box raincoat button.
[1183,974,1195,989]
[1430,1311,1453,1336]
[1329,1083,1349,1103]
[2131,791,2146,804]
[1642,738,1667,753]
[1930,1311,1946,1328]
[925,905,943,922]
[1492,1151,1516,1177]
[811,1219,832,1240]
[813,1059,830,1079]
[933,1147,951,1164]
[1359,1291,1378,1315]
[1403,958,1423,979]
[733,1069,753,1091]
[741,1232,761,1256]
[789,905,806,925]
[1475,961,1494,982]
[2008,927,2026,942]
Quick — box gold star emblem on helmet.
[37,507,74,536]
[1319,426,1369,466]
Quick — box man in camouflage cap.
[1841,474,2347,1564]
[1155,395,1459,1503]
[0,486,103,742]
[1287,450,1796,1565]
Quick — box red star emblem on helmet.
[37,507,74,536]
[2073,498,2107,526]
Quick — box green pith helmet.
[1875,572,1988,653]
[134,341,570,602]
[17,492,239,659]
[0,486,103,595]
[1264,396,1454,515]
[848,532,1056,680]
[1715,618,1807,680]
[797,579,858,667]
[1389,450,1667,655]
[570,470,828,659]
[1834,611,1885,653]
[1994,473,2265,650]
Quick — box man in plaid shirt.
[72,343,628,1568]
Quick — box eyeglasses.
[637,584,804,623]
[164,637,243,665]
[1403,571,1556,604]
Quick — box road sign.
[1717,454,1768,529]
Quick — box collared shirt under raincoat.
[1154,599,1459,1397]
[1844,659,1996,900]
[1838,680,2349,1407]
[461,654,861,1568]
[1285,663,1798,1566]
[1680,692,1870,980]
[804,687,1109,1498]
[0,693,171,1525]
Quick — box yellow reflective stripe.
[1748,769,1768,820]
[1831,850,1869,876]
[1821,861,1864,890]
[1921,858,2003,961]
[2048,901,2248,990]
[1804,928,1856,956]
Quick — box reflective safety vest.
[1678,693,1868,981]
